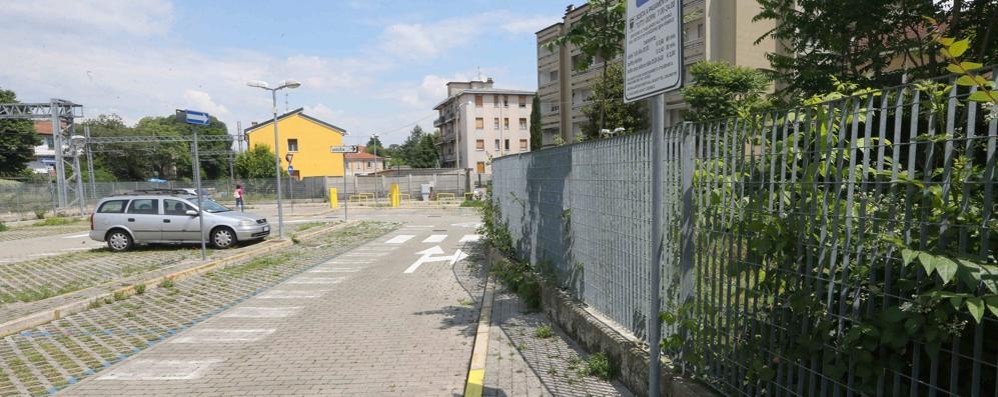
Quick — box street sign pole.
[192,125,206,261]
[178,109,211,261]
[623,1,683,395]
[330,145,359,221]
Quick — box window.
[164,199,194,216]
[549,70,558,82]
[494,139,500,150]
[476,162,486,173]
[551,104,560,112]
[287,139,299,152]
[97,200,127,213]
[503,118,509,130]
[44,136,54,149]
[474,95,483,107]
[493,95,499,107]
[697,23,704,39]
[502,95,509,107]
[475,140,484,151]
[367,161,373,168]
[520,139,528,151]
[504,139,510,151]
[493,118,500,130]
[519,118,527,130]
[475,117,484,129]
[519,96,527,108]
[126,199,158,215]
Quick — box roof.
[433,88,536,110]
[244,108,347,135]
[345,152,384,161]
[33,121,60,135]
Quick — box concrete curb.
[463,274,497,397]
[0,220,355,337]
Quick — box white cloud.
[184,90,228,117]
[0,0,173,37]
[501,15,561,34]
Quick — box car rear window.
[97,200,128,213]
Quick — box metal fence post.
[649,94,665,397]
[679,122,696,374]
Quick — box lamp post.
[372,133,381,205]
[247,79,301,240]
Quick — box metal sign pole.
[648,94,665,396]
[343,155,348,221]
[192,125,207,261]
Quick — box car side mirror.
[185,210,198,216]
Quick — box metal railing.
[491,69,997,396]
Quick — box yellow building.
[245,108,348,178]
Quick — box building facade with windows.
[433,79,535,174]
[245,108,348,178]
[344,151,385,176]
[536,0,779,144]
[28,120,58,174]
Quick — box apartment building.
[537,0,778,144]
[433,79,535,174]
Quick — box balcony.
[684,38,705,64]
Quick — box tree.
[235,144,280,179]
[753,0,998,101]
[681,61,772,122]
[410,131,439,168]
[547,0,625,135]
[364,136,384,155]
[530,95,543,150]
[0,88,42,176]
[580,62,647,139]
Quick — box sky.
[0,0,567,146]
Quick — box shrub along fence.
[490,68,997,396]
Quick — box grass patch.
[221,254,289,277]
[133,284,146,295]
[158,277,175,288]
[32,217,81,227]
[457,297,475,306]
[460,200,486,208]
[112,290,128,301]
[579,352,616,381]
[295,222,324,232]
[534,324,554,339]
[0,221,6,232]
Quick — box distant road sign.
[181,109,210,126]
[623,0,683,102]
[287,165,294,174]
[330,145,359,153]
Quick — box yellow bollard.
[329,188,339,208]
[389,183,400,208]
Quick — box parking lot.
[0,221,398,396]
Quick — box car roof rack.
[121,188,194,196]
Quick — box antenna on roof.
[477,67,484,82]
[285,92,289,112]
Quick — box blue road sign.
[183,110,210,126]
[287,165,294,174]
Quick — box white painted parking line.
[422,234,447,243]
[459,234,481,242]
[323,260,371,265]
[170,329,275,343]
[60,247,92,252]
[98,359,222,380]
[402,225,435,228]
[28,253,59,257]
[221,307,302,318]
[385,235,415,244]
[256,290,329,299]
[285,277,346,285]
[308,267,361,273]
[62,233,91,239]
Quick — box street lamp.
[247,78,301,240]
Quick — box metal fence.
[491,70,997,396]
[0,170,493,220]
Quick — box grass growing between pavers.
[0,221,397,396]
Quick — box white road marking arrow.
[404,245,467,274]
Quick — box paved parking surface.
[58,213,488,396]
[0,222,396,396]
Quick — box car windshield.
[196,199,230,213]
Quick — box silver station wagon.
[89,189,270,252]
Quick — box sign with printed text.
[623,0,683,102]
[329,145,359,153]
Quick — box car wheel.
[106,230,133,252]
[211,227,236,249]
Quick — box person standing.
[234,184,245,211]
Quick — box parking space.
[0,221,397,396]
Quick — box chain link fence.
[491,69,997,396]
